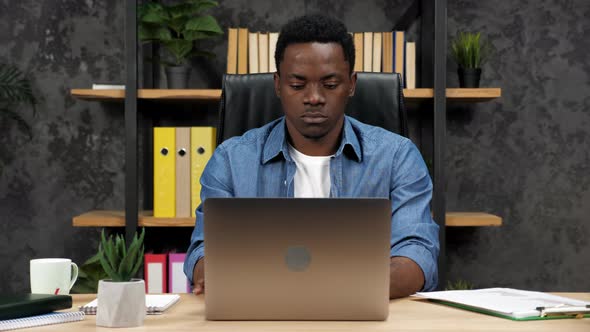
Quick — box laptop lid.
[204,198,391,321]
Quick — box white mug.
[30,258,79,295]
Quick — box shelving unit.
[73,210,501,228]
[71,0,503,288]
[70,88,501,102]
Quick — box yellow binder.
[154,127,176,217]
[191,127,216,217]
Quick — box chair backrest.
[216,72,407,145]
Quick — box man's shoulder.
[347,116,411,149]
[217,118,282,152]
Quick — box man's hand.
[192,258,205,295]
[389,256,425,299]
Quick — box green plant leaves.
[450,32,492,69]
[163,40,194,65]
[185,15,223,36]
[98,228,145,282]
[0,64,36,103]
[138,0,222,66]
[71,251,108,293]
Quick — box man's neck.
[289,138,340,156]
[286,127,343,157]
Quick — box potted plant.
[138,0,224,88]
[450,32,492,88]
[96,228,146,328]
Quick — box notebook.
[79,294,180,315]
[204,198,391,320]
[0,311,84,331]
[414,288,590,321]
[0,294,72,320]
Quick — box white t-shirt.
[288,144,333,198]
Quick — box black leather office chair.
[216,72,407,145]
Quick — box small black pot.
[165,66,191,89]
[458,68,481,88]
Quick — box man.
[184,14,439,299]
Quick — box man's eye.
[290,84,304,90]
[324,83,338,89]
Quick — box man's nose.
[303,84,325,105]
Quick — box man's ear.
[274,72,281,97]
[349,72,357,97]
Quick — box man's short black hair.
[275,14,355,75]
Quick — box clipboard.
[414,288,590,321]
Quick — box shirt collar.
[262,116,362,164]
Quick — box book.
[393,31,405,83]
[0,294,72,320]
[237,28,249,74]
[175,127,191,218]
[144,254,168,294]
[363,32,373,72]
[372,32,382,72]
[382,31,393,73]
[79,294,180,315]
[353,32,364,72]
[226,28,238,74]
[258,32,269,73]
[414,288,590,321]
[153,127,176,218]
[0,311,84,331]
[248,31,259,73]
[268,32,279,72]
[405,41,416,89]
[91,84,125,90]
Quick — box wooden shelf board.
[445,212,502,227]
[73,210,501,227]
[72,210,195,227]
[403,88,501,101]
[70,89,222,101]
[71,88,500,102]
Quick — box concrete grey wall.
[0,0,588,293]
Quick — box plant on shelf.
[445,279,475,291]
[0,63,37,177]
[138,0,224,88]
[450,32,492,88]
[96,228,146,328]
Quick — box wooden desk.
[35,293,590,331]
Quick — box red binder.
[144,253,167,294]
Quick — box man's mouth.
[301,112,328,124]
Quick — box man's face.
[274,42,356,145]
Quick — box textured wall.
[0,0,588,293]
[445,0,590,291]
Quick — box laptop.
[204,198,391,321]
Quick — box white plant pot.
[96,279,146,327]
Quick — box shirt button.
[284,180,287,186]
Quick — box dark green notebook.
[0,294,72,320]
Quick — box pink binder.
[168,253,191,293]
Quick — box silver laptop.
[204,198,391,321]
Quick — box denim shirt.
[184,116,440,291]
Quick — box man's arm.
[389,139,440,298]
[192,258,205,294]
[389,256,424,298]
[183,145,234,293]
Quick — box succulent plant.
[98,228,145,282]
